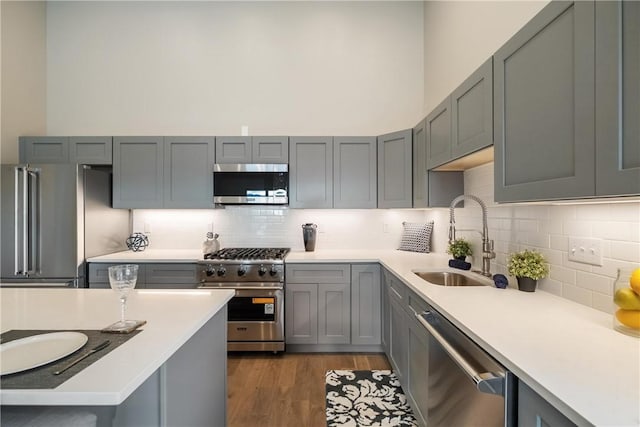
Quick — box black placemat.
[0,329,141,389]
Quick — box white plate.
[1,332,89,375]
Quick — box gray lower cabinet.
[381,270,390,355]
[350,264,381,345]
[215,136,288,164]
[388,295,408,383]
[378,129,412,208]
[518,381,576,427]
[289,137,334,208]
[595,0,640,196]
[406,315,429,427]
[494,1,596,202]
[19,136,112,164]
[87,263,198,289]
[285,264,351,345]
[113,136,214,208]
[333,137,377,209]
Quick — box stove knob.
[269,266,279,277]
[206,265,216,277]
[258,266,267,276]
[238,266,247,277]
[217,267,226,277]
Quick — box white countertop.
[288,249,640,427]
[86,249,204,263]
[81,248,640,425]
[0,288,234,406]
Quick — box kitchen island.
[0,288,234,427]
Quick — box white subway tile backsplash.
[562,284,593,306]
[575,271,613,295]
[562,220,592,237]
[550,265,576,285]
[609,241,640,263]
[538,278,562,296]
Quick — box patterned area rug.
[326,370,418,427]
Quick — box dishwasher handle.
[416,311,505,396]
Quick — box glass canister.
[613,267,640,338]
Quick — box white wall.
[132,208,435,252]
[0,1,47,164]
[46,1,424,136]
[423,0,546,113]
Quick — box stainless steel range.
[198,247,289,353]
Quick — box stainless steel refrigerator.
[1,164,130,287]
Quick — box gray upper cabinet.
[113,136,164,208]
[216,136,288,164]
[289,136,333,209]
[164,137,215,208]
[413,119,464,208]
[378,129,412,208]
[494,1,596,202]
[70,137,112,164]
[20,136,112,164]
[595,1,640,196]
[425,98,452,169]
[114,136,214,208]
[333,137,377,209]
[19,137,69,163]
[412,119,428,208]
[451,57,493,159]
[252,136,289,163]
[215,137,251,163]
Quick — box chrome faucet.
[449,194,495,277]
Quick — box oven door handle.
[198,285,283,291]
[416,311,505,396]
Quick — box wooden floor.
[227,352,391,427]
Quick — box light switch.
[568,237,602,266]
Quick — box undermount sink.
[414,271,488,287]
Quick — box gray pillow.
[398,221,434,253]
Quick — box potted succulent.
[507,249,549,292]
[447,238,472,261]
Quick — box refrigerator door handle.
[14,167,22,275]
[27,168,40,275]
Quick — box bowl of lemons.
[613,267,640,337]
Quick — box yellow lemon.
[630,268,640,294]
[614,288,640,310]
[616,309,640,330]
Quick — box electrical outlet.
[144,222,152,234]
[568,237,602,266]
[383,223,389,233]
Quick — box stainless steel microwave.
[213,164,288,205]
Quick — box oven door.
[226,287,284,343]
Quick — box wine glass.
[108,264,139,330]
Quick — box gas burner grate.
[204,247,290,261]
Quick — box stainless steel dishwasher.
[415,306,516,427]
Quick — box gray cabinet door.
[318,282,351,345]
[381,270,390,355]
[389,296,408,384]
[595,1,640,196]
[252,136,289,163]
[425,97,452,169]
[87,262,147,289]
[70,137,113,165]
[351,264,381,345]
[518,382,576,427]
[285,283,318,344]
[494,1,595,202]
[377,129,412,208]
[412,119,428,208]
[164,137,215,208]
[19,137,69,164]
[289,137,333,209]
[144,263,199,287]
[334,136,377,209]
[407,316,429,426]
[215,136,252,163]
[113,136,164,208]
[451,57,493,159]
